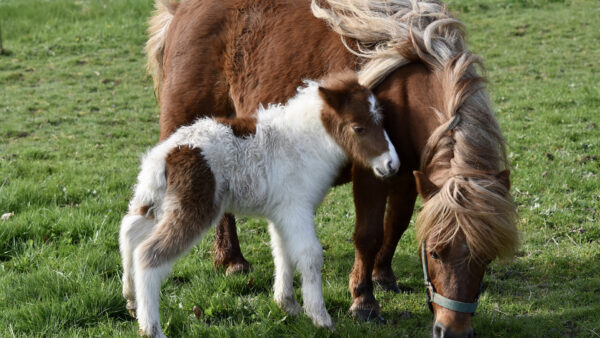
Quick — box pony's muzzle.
[433,321,474,338]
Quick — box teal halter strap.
[421,244,480,314]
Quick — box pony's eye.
[352,125,366,135]
[429,251,440,260]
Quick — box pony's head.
[411,54,520,338]
[415,168,517,336]
[318,71,400,178]
[312,0,520,335]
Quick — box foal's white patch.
[368,94,383,125]
[369,131,400,178]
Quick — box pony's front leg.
[268,222,301,315]
[276,212,333,329]
[119,213,157,317]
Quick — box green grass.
[1,0,598,336]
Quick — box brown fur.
[146,0,518,331]
[215,117,257,138]
[319,72,389,170]
[137,205,155,219]
[138,145,218,268]
[212,213,251,274]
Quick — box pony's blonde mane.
[312,0,519,261]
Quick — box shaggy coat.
[119,75,399,337]
[145,0,519,336]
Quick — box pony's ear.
[496,170,511,191]
[318,86,345,112]
[413,171,439,200]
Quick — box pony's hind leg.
[119,212,157,317]
[268,222,302,316]
[133,145,221,337]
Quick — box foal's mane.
[312,0,519,261]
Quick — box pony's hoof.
[373,270,401,293]
[350,301,385,323]
[374,280,402,293]
[351,308,386,323]
[225,260,252,275]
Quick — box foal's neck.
[249,81,348,187]
[257,81,342,154]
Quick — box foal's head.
[318,71,400,178]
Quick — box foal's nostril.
[386,159,398,173]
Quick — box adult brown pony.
[145,0,519,336]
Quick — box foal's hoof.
[275,297,302,316]
[225,260,252,276]
[310,312,335,330]
[126,301,137,318]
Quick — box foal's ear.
[413,171,439,201]
[318,86,345,111]
[496,169,511,191]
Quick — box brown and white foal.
[119,72,399,337]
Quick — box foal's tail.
[129,141,175,217]
[146,0,178,100]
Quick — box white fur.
[121,81,381,336]
[370,131,400,178]
[368,94,383,125]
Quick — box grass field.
[1,0,599,336]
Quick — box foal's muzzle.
[371,132,400,178]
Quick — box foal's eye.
[352,125,366,135]
[429,251,440,260]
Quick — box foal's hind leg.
[133,146,220,337]
[120,213,157,317]
[268,222,302,316]
[133,210,219,337]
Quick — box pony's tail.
[146,0,178,101]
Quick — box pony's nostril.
[433,322,445,338]
[433,322,474,338]
[386,160,393,171]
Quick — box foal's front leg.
[275,212,333,329]
[268,222,302,315]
